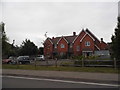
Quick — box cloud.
[2,2,118,47]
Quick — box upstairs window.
[54,44,57,48]
[70,43,73,48]
[61,43,65,48]
[85,41,90,46]
[76,46,80,51]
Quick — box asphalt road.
[2,76,119,88]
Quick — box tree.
[38,47,44,55]
[111,17,120,60]
[19,39,38,56]
[0,22,11,58]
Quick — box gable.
[44,38,53,45]
[85,29,100,43]
[72,29,86,43]
[80,32,95,42]
[57,36,68,44]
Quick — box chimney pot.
[73,32,76,36]
[101,38,103,41]
[52,37,54,39]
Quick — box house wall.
[100,41,108,50]
[81,34,95,51]
[44,30,108,59]
[57,38,68,53]
[73,31,86,55]
[44,39,53,58]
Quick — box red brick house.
[44,29,108,59]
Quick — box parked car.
[17,56,30,64]
[2,56,15,64]
[2,59,12,64]
[36,55,45,61]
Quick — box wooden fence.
[31,59,119,68]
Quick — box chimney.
[73,32,76,36]
[52,37,54,39]
[101,38,103,42]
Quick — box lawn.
[2,64,119,74]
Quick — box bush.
[72,55,84,60]
[60,62,74,66]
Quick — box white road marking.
[3,75,119,87]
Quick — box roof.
[85,29,100,42]
[65,35,77,43]
[57,36,68,44]
[45,29,104,45]
[51,35,77,44]
[51,37,60,44]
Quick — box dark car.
[17,56,30,64]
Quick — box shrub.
[72,55,84,60]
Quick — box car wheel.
[8,62,11,64]
[19,62,22,64]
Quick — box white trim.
[80,33,87,42]
[72,29,85,43]
[44,38,53,45]
[57,36,68,44]
[60,43,65,48]
[48,38,53,44]
[3,76,119,87]
[85,29,100,42]
[80,32,95,42]
[85,41,90,46]
[95,45,100,50]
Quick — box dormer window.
[61,43,65,48]
[85,41,90,46]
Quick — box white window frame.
[61,43,65,48]
[85,41,90,46]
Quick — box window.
[54,44,57,48]
[85,41,90,46]
[76,46,80,51]
[61,43,65,48]
[70,43,72,48]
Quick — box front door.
[82,51,93,57]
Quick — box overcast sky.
[1,0,119,47]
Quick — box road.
[2,75,119,88]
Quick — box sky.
[1,0,119,47]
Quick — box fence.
[74,60,117,68]
[30,59,119,68]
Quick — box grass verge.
[2,64,119,74]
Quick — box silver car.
[36,55,45,61]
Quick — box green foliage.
[60,62,74,66]
[1,22,10,58]
[1,22,20,58]
[38,47,44,55]
[73,55,111,61]
[2,64,119,73]
[1,22,39,58]
[19,39,38,56]
[72,55,84,60]
[111,17,120,60]
[85,56,98,60]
